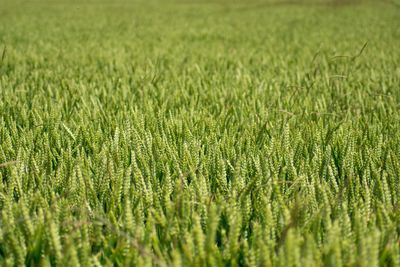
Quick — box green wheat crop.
[0,0,399,266]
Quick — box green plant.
[0,0,399,266]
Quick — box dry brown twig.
[0,160,18,168]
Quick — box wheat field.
[0,0,399,266]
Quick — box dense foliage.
[0,0,399,266]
